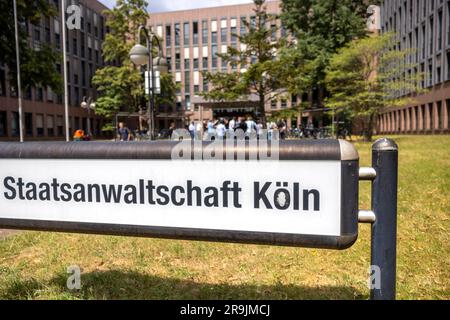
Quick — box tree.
[280,0,371,101]
[93,0,177,133]
[201,0,289,126]
[325,33,425,141]
[0,0,62,92]
[92,0,147,132]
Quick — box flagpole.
[61,0,70,142]
[13,0,24,143]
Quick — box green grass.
[0,135,449,300]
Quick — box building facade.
[378,0,450,134]
[0,0,109,141]
[150,1,310,130]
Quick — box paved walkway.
[0,229,18,239]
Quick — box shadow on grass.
[3,270,367,300]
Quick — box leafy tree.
[202,0,289,126]
[0,0,61,92]
[92,0,147,132]
[280,0,371,101]
[325,33,425,141]
[92,0,177,132]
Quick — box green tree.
[325,33,425,141]
[0,0,61,92]
[202,0,289,126]
[92,0,148,132]
[280,0,371,101]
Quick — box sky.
[99,0,254,13]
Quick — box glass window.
[175,23,180,46]
[184,22,190,46]
[166,24,172,47]
[202,20,208,43]
[193,21,199,45]
[0,111,6,136]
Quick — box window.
[271,24,277,41]
[203,78,209,92]
[212,45,218,68]
[184,22,190,46]
[166,25,172,47]
[0,111,6,136]
[447,51,450,80]
[231,26,237,43]
[221,19,227,42]
[185,71,190,92]
[429,17,434,55]
[202,20,208,43]
[240,16,247,35]
[193,58,199,70]
[11,112,19,136]
[36,87,44,101]
[175,52,181,70]
[203,57,208,69]
[25,113,33,136]
[47,115,55,136]
[185,94,191,110]
[175,23,180,46]
[271,99,277,109]
[0,68,5,96]
[193,21,199,45]
[57,116,64,136]
[73,37,77,55]
[36,114,44,136]
[438,10,443,51]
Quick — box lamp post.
[129,25,168,140]
[81,96,95,138]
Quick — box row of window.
[383,0,450,60]
[0,111,103,138]
[161,15,283,49]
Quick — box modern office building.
[150,0,311,130]
[378,0,450,134]
[0,0,109,140]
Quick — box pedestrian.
[195,121,203,140]
[73,129,85,142]
[118,122,131,142]
[168,122,176,139]
[207,120,215,140]
[246,116,257,139]
[256,122,263,140]
[188,122,195,139]
[216,119,226,139]
[277,119,287,140]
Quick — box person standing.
[216,119,226,139]
[195,121,203,140]
[118,122,131,142]
[188,122,195,139]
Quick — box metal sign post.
[370,138,399,300]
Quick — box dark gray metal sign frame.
[0,138,398,300]
[0,139,359,250]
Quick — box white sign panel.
[0,159,341,237]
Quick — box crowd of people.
[114,118,348,142]
[187,117,288,140]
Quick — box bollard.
[370,138,398,300]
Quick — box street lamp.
[81,96,95,138]
[129,25,168,140]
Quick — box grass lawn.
[0,135,448,300]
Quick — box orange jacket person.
[73,129,85,141]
